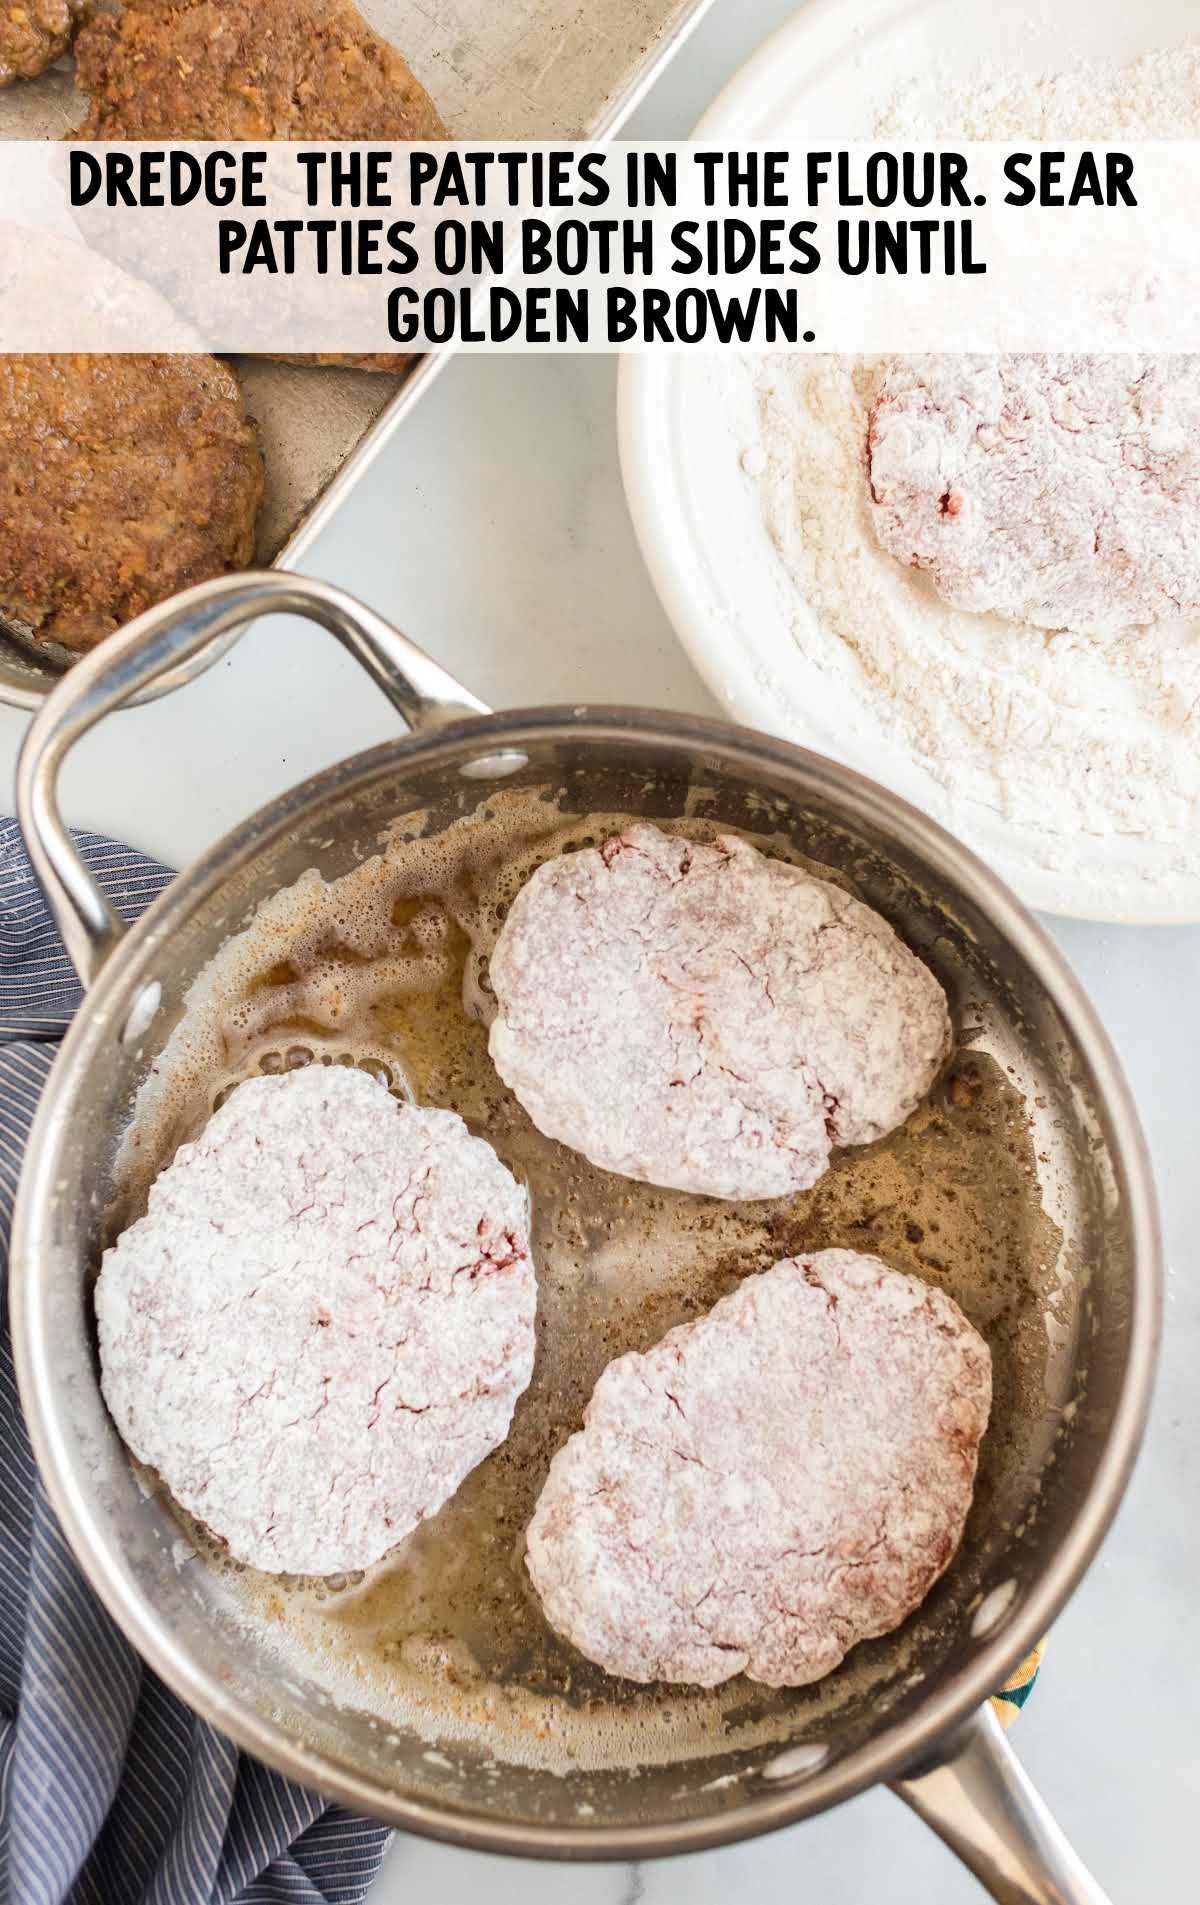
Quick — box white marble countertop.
[1,2,1196,1899]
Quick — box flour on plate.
[874,39,1200,139]
[739,43,1200,907]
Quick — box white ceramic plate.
[619,0,1200,922]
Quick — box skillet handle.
[891,1706,1111,1904]
[15,571,489,992]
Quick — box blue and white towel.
[0,818,391,1905]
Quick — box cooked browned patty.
[74,0,444,371]
[74,0,446,139]
[0,0,77,85]
[0,354,264,654]
[281,353,409,375]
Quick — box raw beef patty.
[868,354,1200,630]
[97,1067,535,1575]
[526,1249,991,1687]
[487,824,950,1200]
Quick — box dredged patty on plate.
[868,354,1200,631]
[0,353,263,654]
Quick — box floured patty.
[96,1067,536,1576]
[0,353,263,653]
[0,0,77,85]
[526,1249,992,1687]
[868,354,1200,630]
[488,824,951,1201]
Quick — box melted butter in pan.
[115,791,1062,1770]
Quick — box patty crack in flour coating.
[526,1250,991,1687]
[868,354,1200,630]
[487,824,950,1200]
[96,1067,535,1576]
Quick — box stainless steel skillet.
[11,573,1161,1902]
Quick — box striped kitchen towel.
[0,818,391,1905]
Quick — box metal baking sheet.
[0,0,718,705]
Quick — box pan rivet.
[970,1579,1018,1638]
[459,750,530,781]
[762,1741,829,1782]
[119,980,161,1046]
